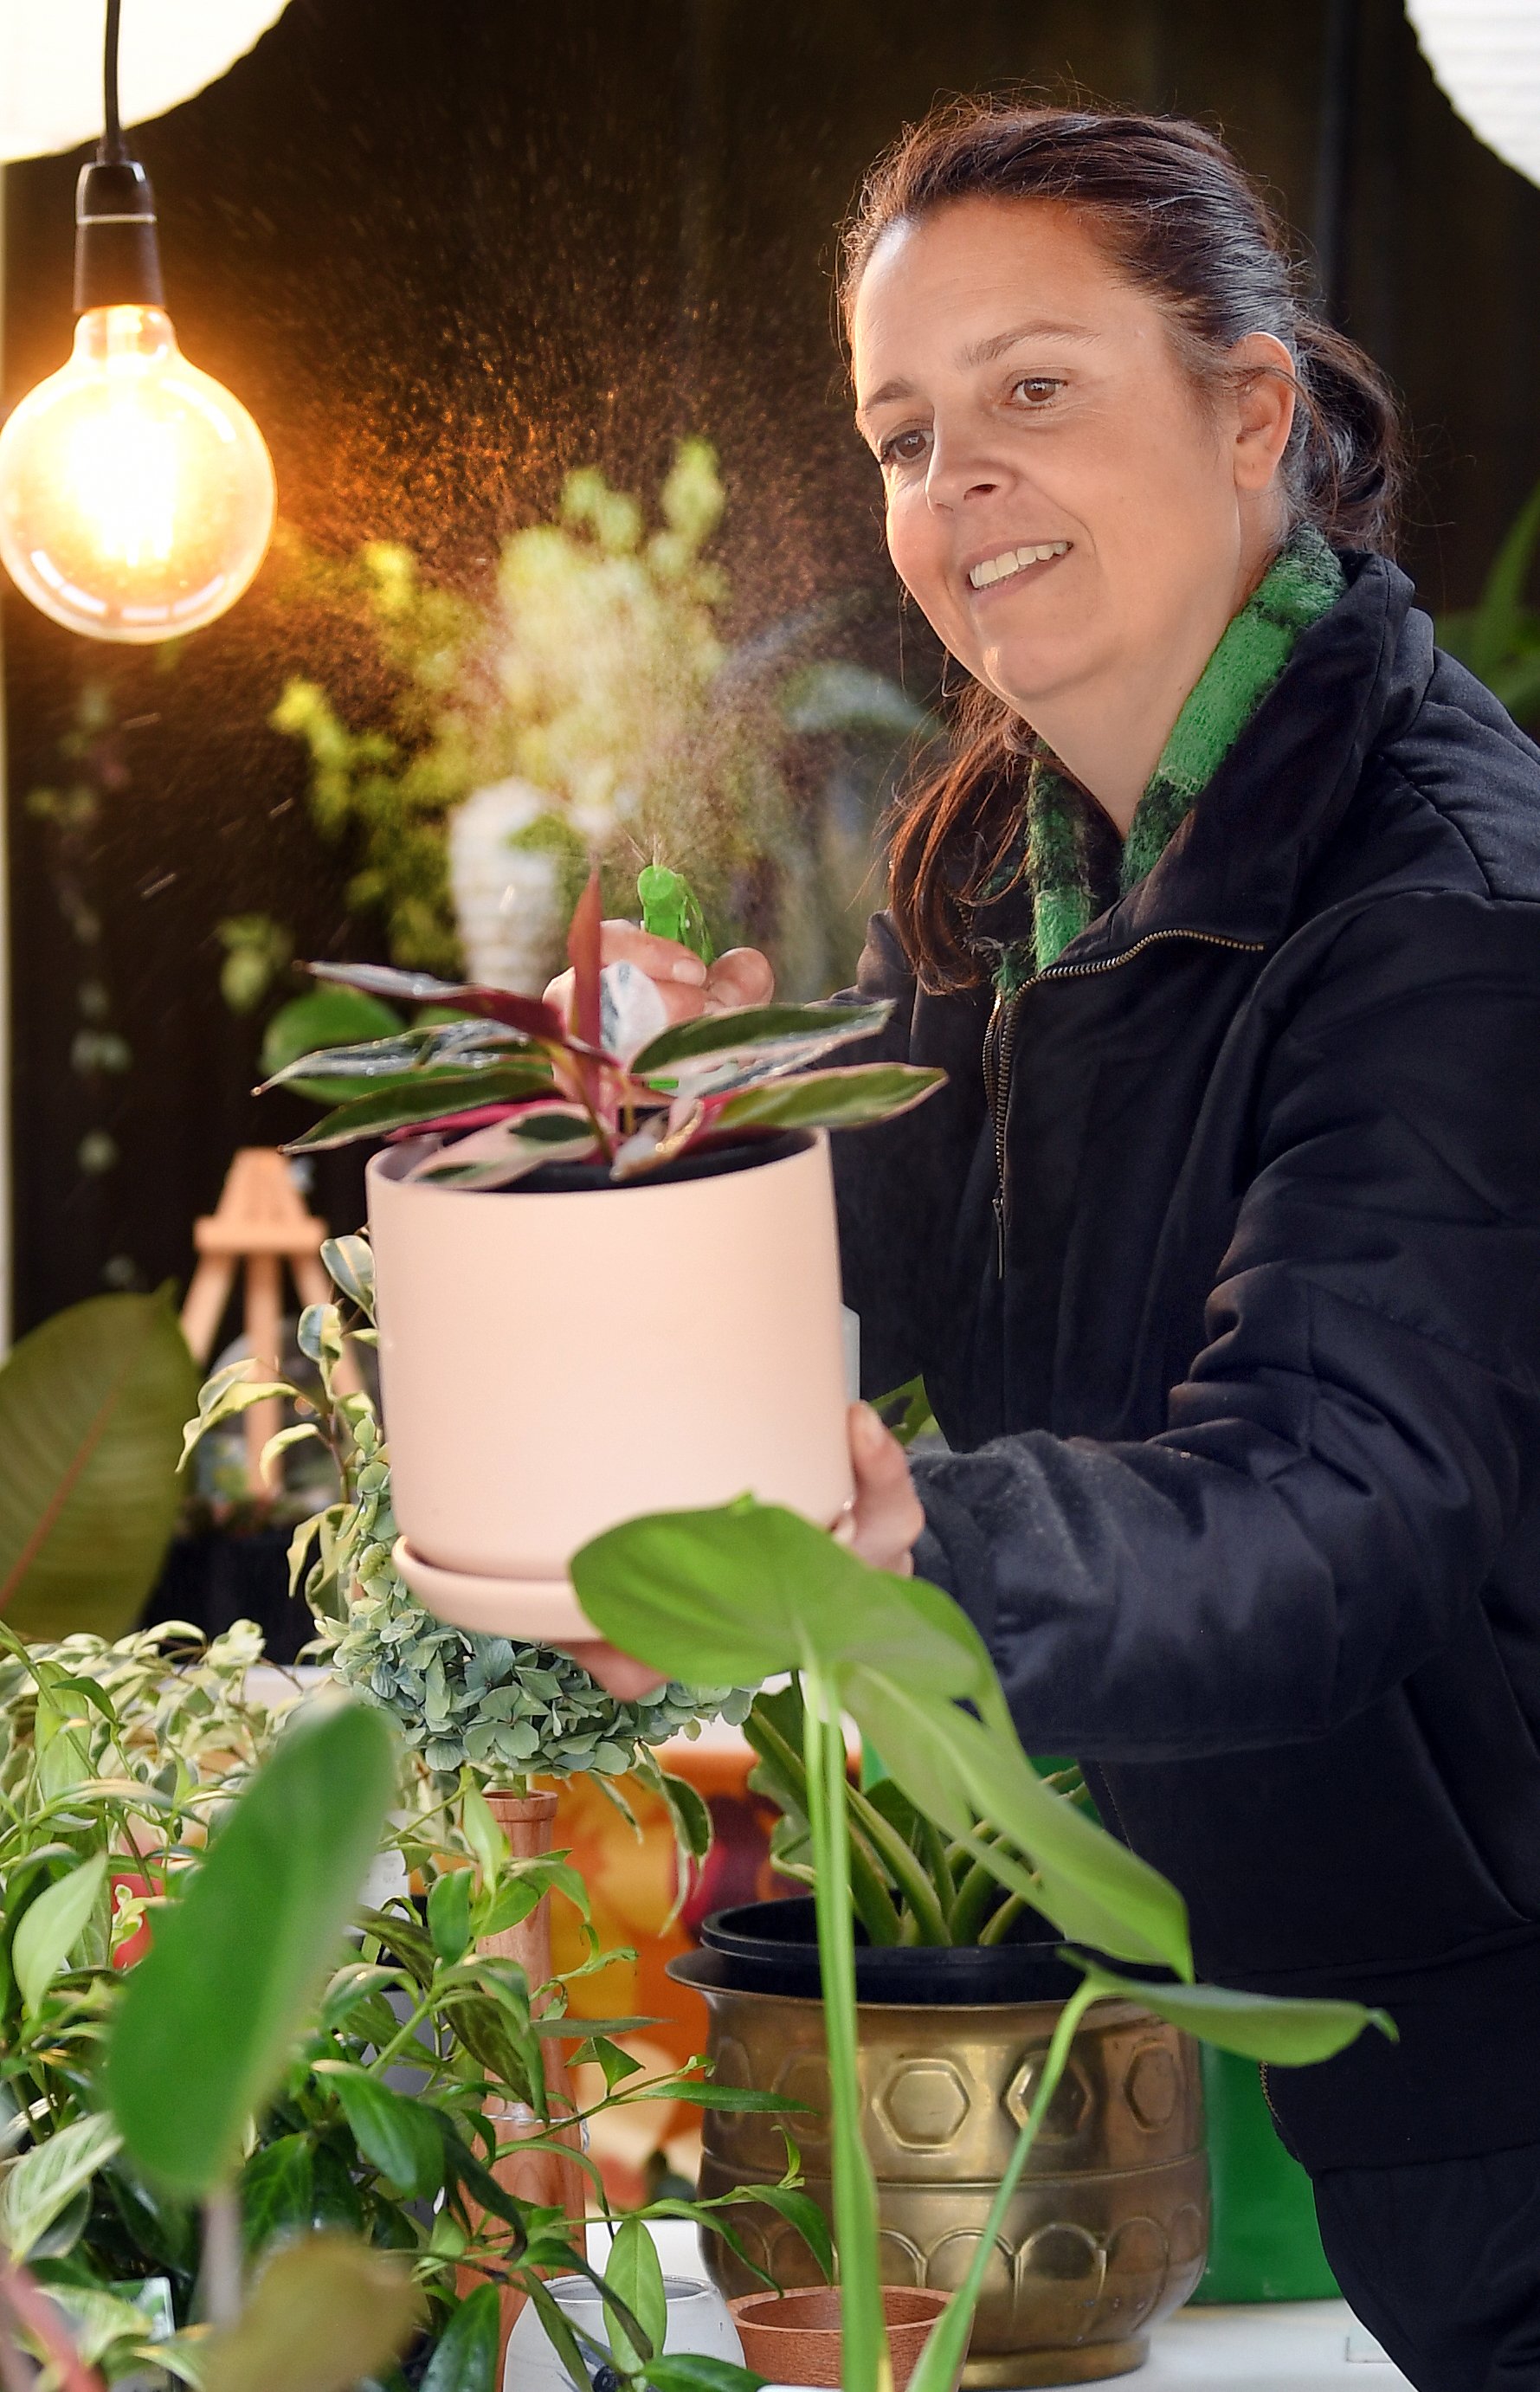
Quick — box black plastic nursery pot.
[674,1897,1209,2389]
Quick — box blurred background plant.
[264,440,936,1019]
[1437,472,1540,730]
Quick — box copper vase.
[459,1788,587,2361]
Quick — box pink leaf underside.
[383,1102,525,1141]
[403,1107,599,1187]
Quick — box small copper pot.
[730,2286,951,2391]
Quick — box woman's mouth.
[967,539,1071,592]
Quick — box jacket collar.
[1047,551,1430,967]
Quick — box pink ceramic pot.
[367,1129,854,1639]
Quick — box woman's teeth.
[969,541,1070,590]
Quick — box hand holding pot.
[543,921,774,1026]
[841,1402,924,1575]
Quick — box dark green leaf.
[325,2066,445,2197]
[571,2036,643,2093]
[662,2086,807,2113]
[241,2135,315,2253]
[644,2362,767,2392]
[419,2284,501,2392]
[731,2184,834,2281]
[428,1868,474,1965]
[106,1703,400,2195]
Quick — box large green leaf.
[0,1292,198,1641]
[106,1702,399,2195]
[712,1065,944,1134]
[261,987,405,1102]
[572,1504,1193,1976]
[203,2230,421,2392]
[603,2212,667,2370]
[1079,1966,1395,2066]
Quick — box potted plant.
[666,1684,1202,2385]
[250,865,941,1641]
[568,1497,1394,2392]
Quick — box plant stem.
[941,1980,1099,2337]
[978,1891,1030,1948]
[802,1662,887,2392]
[199,2186,243,2329]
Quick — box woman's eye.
[1009,376,1065,407]
[878,429,929,467]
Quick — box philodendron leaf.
[712,1064,944,1135]
[106,1701,399,2195]
[571,1500,983,1694]
[203,2229,421,2392]
[645,2362,770,2392]
[604,2212,667,2370]
[1078,1966,1395,2066]
[572,1499,1193,1981]
[0,2112,121,2260]
[13,1853,107,2010]
[0,1291,198,1641]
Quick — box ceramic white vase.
[367,1130,854,1641]
[503,2274,743,2392]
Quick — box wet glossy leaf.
[287,1065,557,1151]
[633,1001,890,1074]
[712,1064,944,1134]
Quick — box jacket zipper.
[987,927,1266,1279]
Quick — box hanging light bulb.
[0,0,276,643]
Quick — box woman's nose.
[925,422,1008,509]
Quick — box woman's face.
[850,197,1293,730]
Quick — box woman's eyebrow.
[855,317,1098,424]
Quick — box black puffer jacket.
[832,551,1540,2175]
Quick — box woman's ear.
[1229,332,1297,491]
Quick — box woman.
[570,104,1540,2387]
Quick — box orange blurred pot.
[729,2286,950,2392]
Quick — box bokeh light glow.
[0,303,276,642]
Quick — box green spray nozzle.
[637,863,715,965]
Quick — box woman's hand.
[544,922,774,1029]
[840,1403,925,1574]
[570,1409,925,1699]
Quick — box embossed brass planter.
[673,1957,1208,2388]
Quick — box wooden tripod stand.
[179,1149,340,1495]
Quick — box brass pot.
[674,1959,1208,2388]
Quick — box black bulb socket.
[74,158,165,313]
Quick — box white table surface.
[607,2221,1415,2392]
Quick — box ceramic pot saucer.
[392,1537,596,1645]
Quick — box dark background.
[2,0,1536,1337]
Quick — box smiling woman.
[590,94,1540,2392]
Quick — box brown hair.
[840,99,1407,989]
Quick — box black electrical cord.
[101,0,127,164]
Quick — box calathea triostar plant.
[261,867,943,1181]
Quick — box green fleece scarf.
[990,525,1345,994]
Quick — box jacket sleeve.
[911,889,1540,1762]
[829,912,993,1399]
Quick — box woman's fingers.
[563,1641,670,1700]
[599,921,710,984]
[706,947,776,1010]
[843,1402,924,1574]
